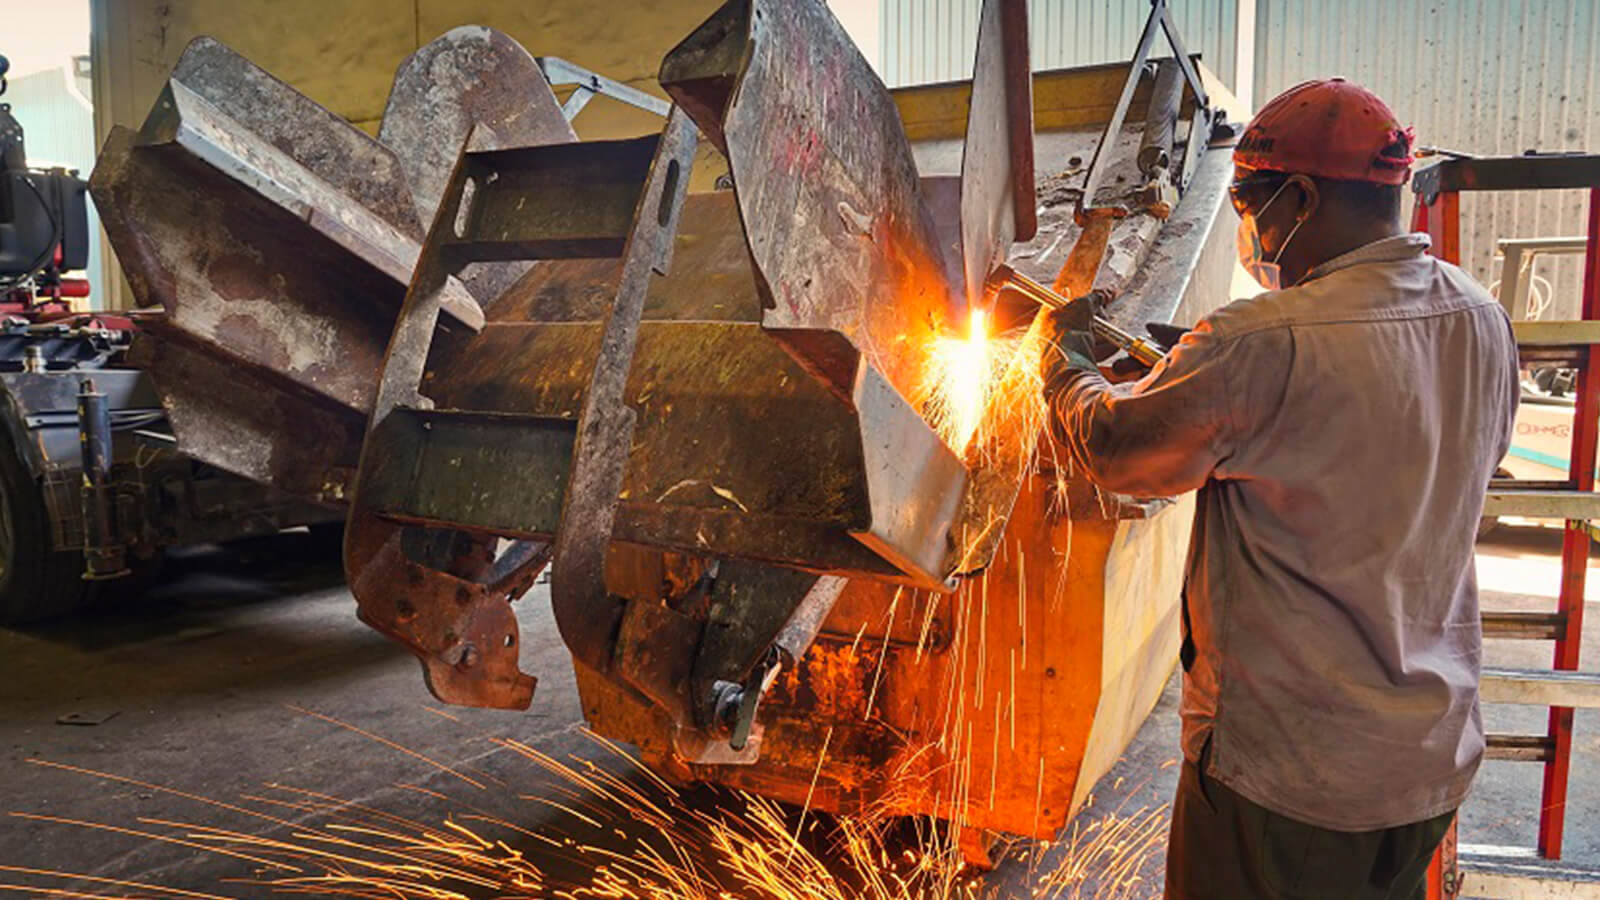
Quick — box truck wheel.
[0,434,95,625]
[306,521,346,559]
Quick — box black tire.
[305,520,347,562]
[0,432,95,625]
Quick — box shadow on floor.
[11,529,348,653]
[1480,521,1580,558]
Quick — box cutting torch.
[985,263,1168,368]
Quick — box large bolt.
[710,681,744,732]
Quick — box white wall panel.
[879,0,1239,92]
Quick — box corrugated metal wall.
[5,66,102,302]
[882,0,1600,315]
[880,0,1237,93]
[1256,0,1600,317]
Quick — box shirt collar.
[1304,233,1433,283]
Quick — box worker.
[1040,79,1519,900]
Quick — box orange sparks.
[6,717,1169,900]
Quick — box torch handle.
[987,264,1167,368]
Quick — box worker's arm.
[1041,316,1265,497]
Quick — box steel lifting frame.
[1077,0,1214,212]
[1413,152,1600,896]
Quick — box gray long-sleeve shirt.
[1045,233,1519,831]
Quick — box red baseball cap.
[1234,77,1415,185]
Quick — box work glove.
[1090,321,1190,382]
[1039,289,1110,389]
[1145,321,1192,352]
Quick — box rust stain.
[213,313,291,372]
[206,250,273,303]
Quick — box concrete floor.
[0,524,1596,897]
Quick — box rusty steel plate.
[662,0,960,405]
[547,106,700,689]
[170,36,423,240]
[959,0,1036,306]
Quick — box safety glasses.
[1228,172,1289,216]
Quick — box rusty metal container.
[91,0,1245,860]
[578,58,1246,851]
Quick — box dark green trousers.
[1165,744,1454,900]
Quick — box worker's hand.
[1146,321,1192,352]
[1039,292,1105,388]
[1044,289,1104,334]
[1041,327,1099,378]
[1040,288,1109,368]
[1103,355,1151,383]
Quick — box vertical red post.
[1419,188,1465,899]
[1413,190,1461,264]
[1425,822,1445,898]
[1538,188,1600,858]
[1431,192,1461,263]
[1412,195,1433,251]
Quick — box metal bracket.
[344,108,697,711]
[538,56,672,121]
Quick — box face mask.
[1236,179,1308,290]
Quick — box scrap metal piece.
[376,189,963,587]
[960,0,1036,306]
[347,517,547,708]
[91,35,489,503]
[382,26,578,303]
[96,28,583,508]
[115,79,482,391]
[346,109,700,712]
[661,0,959,404]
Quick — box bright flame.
[924,309,994,453]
